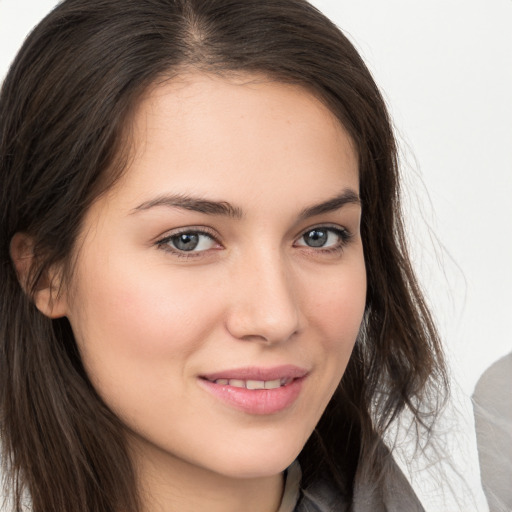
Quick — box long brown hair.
[0,1,447,511]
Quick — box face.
[61,73,366,480]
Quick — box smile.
[206,378,293,389]
[199,365,308,415]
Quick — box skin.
[33,74,367,512]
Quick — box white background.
[1,1,511,511]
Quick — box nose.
[225,249,302,344]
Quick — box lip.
[201,365,308,382]
[198,365,308,415]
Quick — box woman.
[0,1,447,511]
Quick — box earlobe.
[9,232,68,319]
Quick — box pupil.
[305,229,327,247]
[174,233,199,251]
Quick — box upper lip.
[200,365,309,382]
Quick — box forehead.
[108,72,359,210]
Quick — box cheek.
[306,260,366,344]
[67,250,222,393]
[306,257,366,384]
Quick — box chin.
[199,431,307,480]
[211,454,298,480]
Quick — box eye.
[295,227,350,250]
[157,230,218,253]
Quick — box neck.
[129,436,285,512]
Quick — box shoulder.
[295,444,425,512]
[351,451,425,512]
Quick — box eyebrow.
[131,189,360,220]
[298,189,361,220]
[132,194,244,219]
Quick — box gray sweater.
[279,454,425,512]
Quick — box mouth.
[201,377,294,390]
[200,364,308,383]
[198,365,308,415]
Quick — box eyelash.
[155,225,352,259]
[155,227,220,259]
[296,226,352,255]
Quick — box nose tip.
[225,263,301,344]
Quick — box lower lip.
[198,377,306,415]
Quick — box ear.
[10,232,68,319]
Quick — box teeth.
[246,380,265,390]
[212,378,290,389]
[264,379,281,389]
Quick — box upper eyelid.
[295,223,350,239]
[296,226,349,240]
[155,224,350,241]
[154,226,220,244]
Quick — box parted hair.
[0,1,447,511]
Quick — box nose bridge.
[226,245,301,344]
